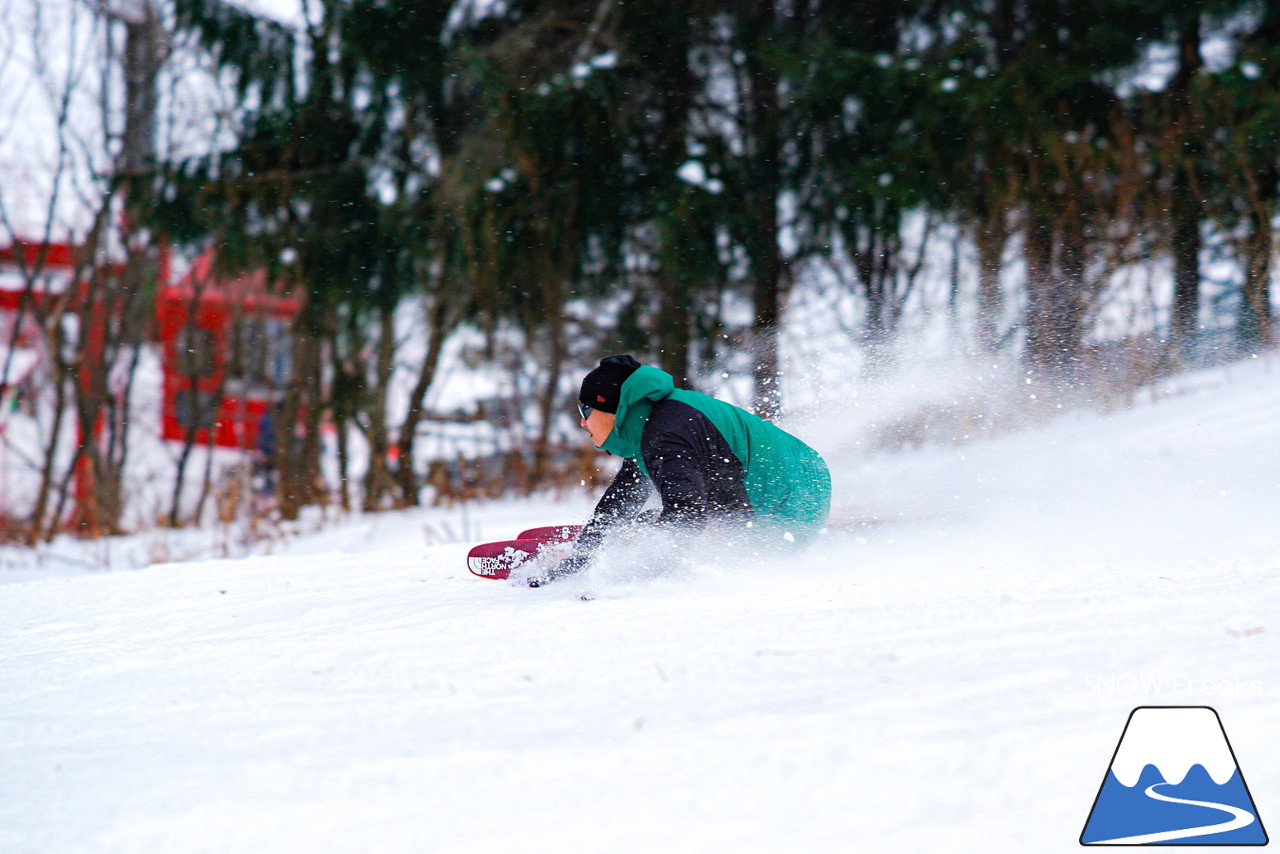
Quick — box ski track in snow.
[1,358,1279,853]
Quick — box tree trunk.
[654,272,692,386]
[531,303,567,488]
[1022,214,1062,377]
[168,283,219,526]
[847,208,907,379]
[277,326,323,521]
[122,8,160,177]
[65,0,162,535]
[742,18,784,418]
[335,412,351,513]
[28,362,71,544]
[1168,12,1203,363]
[1239,205,1274,350]
[1169,172,1202,360]
[360,307,398,512]
[974,212,1007,353]
[1024,198,1092,388]
[394,294,451,506]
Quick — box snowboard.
[466,525,582,580]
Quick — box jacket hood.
[599,365,674,460]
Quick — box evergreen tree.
[145,0,1280,510]
[1201,1,1280,351]
[157,0,457,516]
[929,0,1166,386]
[441,0,638,479]
[797,0,947,368]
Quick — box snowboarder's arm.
[567,459,652,560]
[527,462,651,586]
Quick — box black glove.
[526,552,590,588]
[526,507,661,587]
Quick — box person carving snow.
[529,355,831,586]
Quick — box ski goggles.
[577,402,594,420]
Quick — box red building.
[0,240,300,451]
[156,249,300,450]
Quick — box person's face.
[580,408,616,448]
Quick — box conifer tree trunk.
[1022,214,1061,377]
[277,326,325,521]
[1024,207,1089,386]
[654,273,692,387]
[1239,204,1275,350]
[1169,12,1203,362]
[745,69,783,417]
[975,213,1007,354]
[531,293,568,488]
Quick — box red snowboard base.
[515,525,582,542]
[466,525,582,580]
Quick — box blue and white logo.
[1081,706,1268,845]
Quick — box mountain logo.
[1081,706,1268,845]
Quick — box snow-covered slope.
[2,357,1278,853]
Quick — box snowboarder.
[529,355,831,585]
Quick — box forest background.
[0,0,1277,543]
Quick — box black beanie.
[578,355,641,414]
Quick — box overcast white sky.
[0,0,249,241]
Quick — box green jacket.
[600,366,831,544]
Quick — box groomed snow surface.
[3,356,1279,853]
